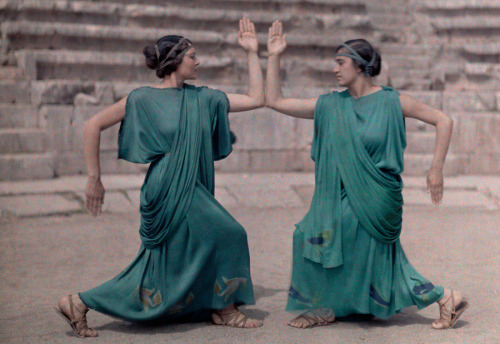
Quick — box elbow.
[265,96,279,110]
[255,95,266,108]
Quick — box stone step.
[0,81,31,104]
[102,0,367,12]
[0,104,38,128]
[0,0,370,33]
[0,66,23,80]
[0,152,55,181]
[3,20,367,57]
[421,0,500,11]
[379,43,442,57]
[405,132,435,154]
[455,40,500,56]
[0,128,48,154]
[430,15,500,32]
[16,49,233,82]
[403,153,463,176]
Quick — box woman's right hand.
[268,21,287,56]
[85,176,105,216]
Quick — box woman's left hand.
[426,168,444,205]
[238,17,258,52]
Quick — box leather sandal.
[211,309,263,328]
[54,295,98,338]
[288,309,336,329]
[432,289,469,330]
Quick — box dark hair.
[143,35,193,78]
[335,39,381,77]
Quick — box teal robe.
[79,85,255,322]
[287,87,444,319]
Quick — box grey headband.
[155,38,192,71]
[335,43,376,76]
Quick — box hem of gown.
[284,286,444,320]
[79,292,254,323]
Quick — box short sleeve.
[206,88,233,161]
[118,88,166,164]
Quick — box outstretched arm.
[266,21,317,119]
[83,97,127,216]
[400,94,453,205]
[226,17,265,112]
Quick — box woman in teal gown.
[55,18,265,337]
[265,21,468,329]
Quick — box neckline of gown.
[347,87,385,100]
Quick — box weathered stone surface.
[0,194,82,217]
[0,153,54,181]
[405,132,435,154]
[73,105,119,151]
[404,91,443,109]
[443,92,496,112]
[464,154,500,175]
[39,105,74,152]
[0,81,31,103]
[32,81,94,105]
[0,104,38,128]
[295,118,314,150]
[0,128,47,154]
[229,109,295,150]
[455,112,500,154]
[403,153,463,176]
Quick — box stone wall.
[0,0,498,180]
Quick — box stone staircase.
[0,0,498,180]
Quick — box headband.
[335,43,376,76]
[154,38,192,71]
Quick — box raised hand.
[238,17,258,52]
[85,176,105,216]
[268,21,287,56]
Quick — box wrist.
[88,174,101,181]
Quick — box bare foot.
[288,309,336,328]
[432,289,469,330]
[55,294,98,338]
[212,304,263,328]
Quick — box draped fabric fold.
[298,89,404,268]
[119,85,205,249]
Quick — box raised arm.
[399,94,453,205]
[226,17,265,112]
[82,97,127,216]
[266,21,317,119]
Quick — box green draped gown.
[287,87,444,319]
[79,85,255,322]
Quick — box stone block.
[126,190,141,209]
[404,91,443,109]
[73,105,119,151]
[403,153,464,176]
[0,153,54,181]
[455,112,500,154]
[405,132,435,154]
[295,118,314,150]
[99,150,146,175]
[229,108,295,150]
[464,154,500,175]
[39,105,74,152]
[443,92,496,112]
[0,81,31,103]
[32,81,95,105]
[0,194,82,217]
[0,129,48,154]
[294,150,315,172]
[53,151,86,176]
[215,150,251,172]
[0,104,38,128]
[248,150,301,172]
